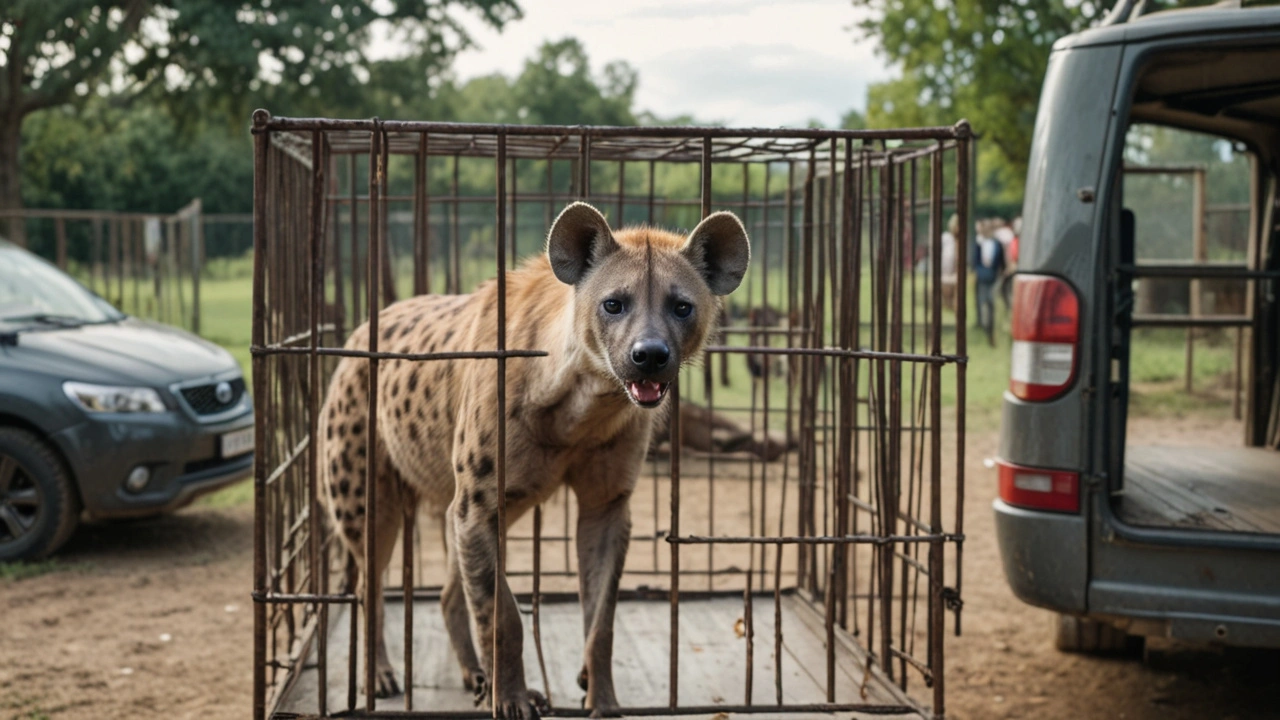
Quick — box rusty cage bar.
[251,112,970,719]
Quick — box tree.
[509,38,636,126]
[851,0,1107,203]
[21,97,251,215]
[850,0,1222,204]
[0,0,520,243]
[839,108,866,130]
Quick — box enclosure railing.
[251,112,970,719]
[1120,164,1276,415]
[0,202,237,333]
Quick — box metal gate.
[250,111,970,719]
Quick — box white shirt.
[940,231,957,281]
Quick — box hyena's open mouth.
[626,380,670,408]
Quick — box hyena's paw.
[371,663,401,698]
[469,670,489,707]
[495,688,549,720]
[576,669,620,717]
[585,694,621,718]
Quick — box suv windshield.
[0,243,124,326]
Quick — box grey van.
[0,240,253,562]
[995,2,1280,651]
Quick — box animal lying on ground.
[319,202,750,718]
[647,399,796,462]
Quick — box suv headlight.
[63,382,167,414]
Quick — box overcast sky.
[448,0,892,128]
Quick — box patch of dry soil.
[2,415,1278,719]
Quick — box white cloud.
[450,0,890,127]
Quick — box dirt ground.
[2,415,1279,720]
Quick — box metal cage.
[250,111,970,719]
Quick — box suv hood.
[1,317,239,387]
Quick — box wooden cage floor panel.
[1118,445,1280,534]
[275,594,921,718]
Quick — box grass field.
[181,252,1236,421]
[59,252,1246,511]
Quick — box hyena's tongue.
[627,380,664,404]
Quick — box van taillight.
[997,460,1080,513]
[1010,274,1079,402]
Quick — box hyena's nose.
[630,338,670,372]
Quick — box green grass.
[198,275,255,376]
[160,257,1240,426]
[0,558,76,582]
[3,696,53,720]
[0,694,52,720]
[197,477,255,508]
[79,253,1239,511]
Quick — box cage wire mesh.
[251,112,970,719]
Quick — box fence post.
[1186,168,1206,393]
[55,217,67,270]
[190,199,203,335]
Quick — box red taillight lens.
[997,459,1080,513]
[1009,274,1079,401]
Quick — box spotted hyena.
[319,202,750,718]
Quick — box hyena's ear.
[683,211,751,296]
[546,202,618,285]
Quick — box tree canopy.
[850,0,1221,209]
[851,0,1108,207]
[19,36,647,217]
[1,0,521,241]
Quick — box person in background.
[1010,216,1021,265]
[940,214,959,312]
[971,218,1006,347]
[993,218,1017,309]
[1004,216,1021,307]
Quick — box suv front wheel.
[0,428,80,562]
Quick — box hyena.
[319,203,750,718]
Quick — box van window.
[1114,123,1278,536]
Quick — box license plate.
[220,427,255,458]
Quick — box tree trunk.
[0,107,24,247]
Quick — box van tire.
[0,428,81,562]
[1053,614,1132,654]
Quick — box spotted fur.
[319,203,749,718]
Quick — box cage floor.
[274,593,922,719]
[1119,445,1280,533]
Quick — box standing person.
[940,214,959,312]
[993,218,1017,310]
[971,218,1006,347]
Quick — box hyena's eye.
[602,299,624,315]
[673,301,693,319]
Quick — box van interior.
[1111,43,1280,536]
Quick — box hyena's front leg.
[570,445,643,717]
[450,484,547,719]
[441,509,485,695]
[573,490,632,715]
